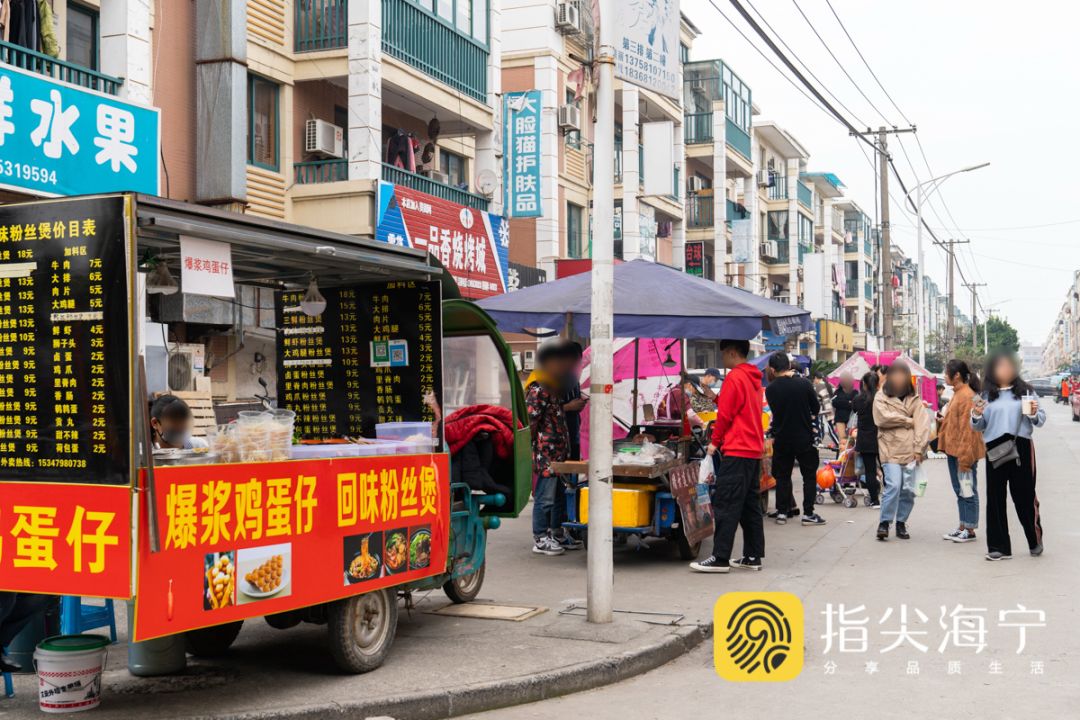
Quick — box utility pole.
[851,126,916,351]
[935,238,969,355]
[964,282,987,352]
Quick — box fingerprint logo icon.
[714,592,804,682]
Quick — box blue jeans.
[880,462,916,524]
[532,474,567,537]
[946,456,979,529]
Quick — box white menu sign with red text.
[180,235,235,298]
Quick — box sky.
[681,0,1078,344]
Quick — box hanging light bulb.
[300,277,327,317]
[146,261,179,295]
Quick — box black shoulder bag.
[984,402,1024,469]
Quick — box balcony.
[0,40,121,94]
[865,281,873,300]
[797,180,813,209]
[381,0,488,103]
[682,112,751,161]
[381,163,489,211]
[846,282,859,299]
[294,159,348,185]
[294,0,346,52]
[686,195,713,228]
[798,242,813,264]
[768,175,788,201]
[764,239,790,264]
[613,141,643,187]
[726,119,751,160]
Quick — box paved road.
[468,401,1080,719]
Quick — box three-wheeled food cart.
[0,194,529,676]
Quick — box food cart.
[476,259,812,560]
[0,194,528,675]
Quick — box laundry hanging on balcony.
[385,129,418,174]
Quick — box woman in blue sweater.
[971,352,1045,561]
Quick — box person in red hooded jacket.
[690,339,766,573]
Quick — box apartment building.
[836,200,878,345]
[1043,271,1080,373]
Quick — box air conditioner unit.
[420,169,450,184]
[522,350,536,371]
[558,103,581,131]
[690,78,708,96]
[761,240,779,258]
[304,119,344,159]
[167,343,206,393]
[687,176,706,192]
[757,169,773,187]
[555,1,582,33]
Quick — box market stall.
[0,194,527,680]
[477,259,811,557]
[829,350,938,410]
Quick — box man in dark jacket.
[765,353,826,526]
[690,340,765,573]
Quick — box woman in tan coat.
[936,360,986,543]
[873,362,931,541]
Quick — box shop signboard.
[0,65,160,197]
[507,262,546,291]
[612,0,681,100]
[376,181,510,300]
[276,280,442,440]
[133,453,451,641]
[180,235,234,298]
[685,241,704,276]
[504,90,542,218]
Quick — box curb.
[212,622,711,720]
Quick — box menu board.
[276,280,442,440]
[0,196,130,484]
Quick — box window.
[679,43,689,64]
[248,75,279,170]
[567,203,584,259]
[67,3,99,70]
[767,210,789,240]
[439,149,467,188]
[417,0,487,42]
[798,214,813,245]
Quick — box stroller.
[815,432,874,508]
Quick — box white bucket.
[34,635,110,713]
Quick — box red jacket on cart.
[710,361,764,459]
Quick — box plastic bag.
[698,458,714,485]
[958,470,974,498]
[913,464,929,497]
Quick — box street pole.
[916,183,925,366]
[937,238,968,356]
[878,128,894,350]
[964,282,986,352]
[586,0,615,625]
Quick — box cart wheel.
[831,491,844,504]
[815,493,825,504]
[843,496,857,509]
[327,588,398,673]
[184,620,244,657]
[264,610,302,630]
[443,561,486,604]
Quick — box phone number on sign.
[0,160,58,186]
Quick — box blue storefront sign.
[503,90,541,218]
[0,65,159,197]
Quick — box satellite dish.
[476,169,498,198]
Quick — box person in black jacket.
[832,373,858,444]
[765,353,826,526]
[850,371,881,507]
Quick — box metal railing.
[797,180,813,209]
[294,159,348,184]
[381,163,489,210]
[865,281,873,300]
[768,175,788,201]
[684,112,713,144]
[686,195,713,228]
[726,119,751,159]
[294,0,347,51]
[764,239,790,264]
[381,0,488,102]
[0,40,122,94]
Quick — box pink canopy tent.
[577,339,683,457]
[829,351,939,410]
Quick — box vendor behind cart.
[150,394,208,450]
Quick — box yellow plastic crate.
[578,484,655,527]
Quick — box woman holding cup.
[971,352,1046,561]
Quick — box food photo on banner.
[375,181,510,300]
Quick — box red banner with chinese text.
[133,453,450,641]
[0,482,132,597]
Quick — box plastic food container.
[375,422,434,448]
[354,440,404,457]
[289,444,361,460]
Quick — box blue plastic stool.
[59,598,117,642]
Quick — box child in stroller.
[815,430,875,508]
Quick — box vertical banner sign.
[0,65,160,196]
[133,453,451,641]
[277,280,443,440]
[376,181,510,299]
[684,241,704,276]
[180,236,235,298]
[504,90,542,218]
[731,218,753,264]
[613,0,681,100]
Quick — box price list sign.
[276,281,442,440]
[0,195,131,484]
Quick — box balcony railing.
[768,175,788,201]
[0,40,121,94]
[726,118,751,159]
[865,281,873,300]
[294,159,348,185]
[381,163,489,210]
[797,180,812,209]
[613,142,644,187]
[294,0,347,52]
[382,0,488,103]
[846,282,859,299]
[764,239,790,264]
[684,112,712,144]
[686,195,713,228]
